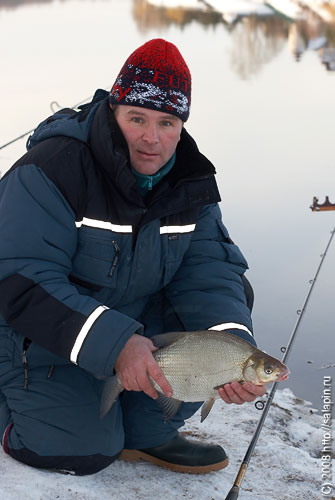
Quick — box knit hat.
[109,38,191,122]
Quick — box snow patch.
[0,389,324,499]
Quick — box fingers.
[137,372,158,400]
[244,383,267,397]
[218,381,266,405]
[147,362,173,399]
[121,361,172,400]
[114,334,173,400]
[219,384,245,405]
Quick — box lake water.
[0,0,334,412]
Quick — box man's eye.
[161,121,172,127]
[131,117,143,123]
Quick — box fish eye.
[265,368,273,375]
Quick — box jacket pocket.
[72,231,122,288]
[162,232,193,286]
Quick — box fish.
[100,330,289,423]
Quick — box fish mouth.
[277,368,290,381]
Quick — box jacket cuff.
[75,306,144,376]
[208,323,257,347]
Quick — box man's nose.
[143,123,159,143]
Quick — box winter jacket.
[0,90,255,379]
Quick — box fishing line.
[0,86,112,151]
[225,224,335,500]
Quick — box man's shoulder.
[16,135,91,170]
[11,135,95,187]
[8,136,95,218]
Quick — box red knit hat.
[110,39,191,122]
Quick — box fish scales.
[99,329,289,422]
[152,331,256,402]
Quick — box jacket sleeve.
[0,165,142,376]
[164,203,256,346]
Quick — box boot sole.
[119,449,229,474]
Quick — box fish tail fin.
[100,376,123,419]
[156,391,182,422]
[200,397,216,423]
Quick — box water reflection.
[2,0,334,76]
[132,0,222,30]
[229,16,286,79]
[0,0,55,9]
[132,0,335,75]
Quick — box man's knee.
[1,416,123,475]
[5,441,121,475]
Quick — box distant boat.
[310,196,335,211]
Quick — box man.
[0,39,265,476]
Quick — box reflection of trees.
[229,16,287,79]
[320,23,335,71]
[132,0,222,32]
[287,12,335,69]
[132,1,290,79]
[288,23,307,61]
[324,23,335,46]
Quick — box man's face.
[113,105,183,175]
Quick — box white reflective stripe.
[70,305,109,364]
[160,224,196,235]
[208,323,253,337]
[76,218,132,233]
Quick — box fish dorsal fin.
[200,397,216,423]
[213,384,225,390]
[156,391,182,421]
[150,331,187,349]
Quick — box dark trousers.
[0,329,200,475]
[0,277,253,475]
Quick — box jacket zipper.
[22,338,32,390]
[109,240,120,277]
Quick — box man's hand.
[218,381,266,405]
[114,334,173,400]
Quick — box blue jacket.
[0,90,255,379]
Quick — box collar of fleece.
[131,152,176,197]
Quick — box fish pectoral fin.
[200,397,216,423]
[100,375,123,420]
[213,380,243,391]
[156,391,182,422]
[150,331,187,349]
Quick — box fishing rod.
[225,223,335,500]
[0,86,112,151]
